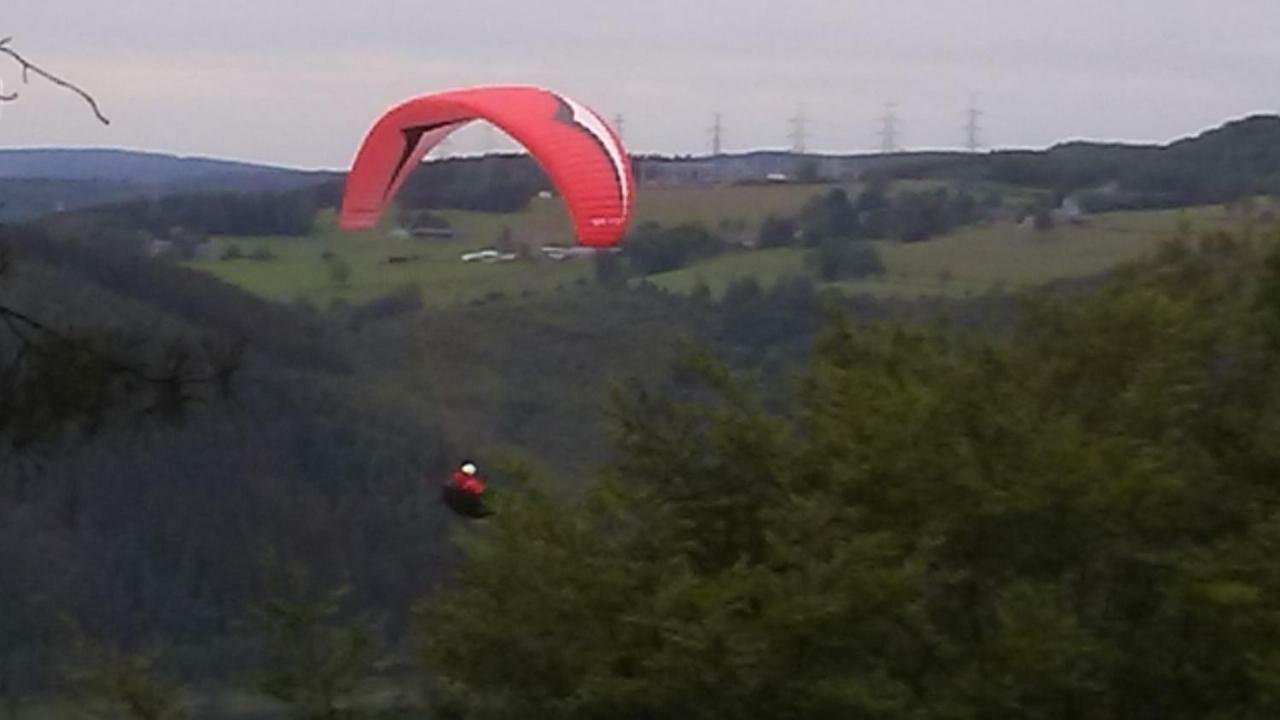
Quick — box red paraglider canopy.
[340,85,634,247]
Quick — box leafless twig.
[0,302,238,388]
[0,36,109,124]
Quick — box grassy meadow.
[649,204,1246,299]
[185,180,1255,307]
[185,183,845,306]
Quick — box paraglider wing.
[340,85,633,247]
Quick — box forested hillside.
[892,115,1280,211]
[0,149,338,223]
[5,113,1280,717]
[0,214,942,706]
[422,229,1280,719]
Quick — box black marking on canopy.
[384,120,461,200]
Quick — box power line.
[964,94,983,152]
[788,105,809,154]
[877,102,899,154]
[710,112,724,156]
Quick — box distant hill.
[886,114,1280,210]
[7,112,1280,224]
[0,148,340,222]
[0,147,335,185]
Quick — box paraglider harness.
[441,461,491,519]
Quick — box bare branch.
[0,36,109,124]
[0,302,238,387]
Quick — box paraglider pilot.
[441,460,491,518]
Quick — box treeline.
[421,231,1280,719]
[0,222,456,699]
[602,183,999,288]
[396,154,552,213]
[1,215,912,703]
[5,224,340,371]
[898,114,1280,212]
[767,182,993,246]
[41,186,325,240]
[760,183,992,280]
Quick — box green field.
[186,181,1256,307]
[185,183,843,306]
[649,204,1246,299]
[186,208,592,306]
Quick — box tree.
[758,215,798,248]
[1033,204,1054,231]
[0,43,241,461]
[0,234,241,453]
[808,238,885,281]
[61,629,188,720]
[891,188,952,241]
[413,235,1280,719]
[249,566,387,720]
[622,223,723,275]
[794,157,822,183]
[798,188,860,244]
[592,250,627,287]
[0,37,110,124]
[326,255,352,287]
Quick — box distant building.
[1052,197,1087,225]
[409,226,456,239]
[630,151,958,187]
[147,239,174,257]
[461,249,517,263]
[539,245,617,261]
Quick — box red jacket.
[450,469,486,495]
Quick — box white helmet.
[461,462,477,475]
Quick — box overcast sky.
[2,1,1278,169]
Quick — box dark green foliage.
[0,234,242,454]
[766,183,982,251]
[926,115,1280,211]
[856,177,893,237]
[591,250,627,287]
[1033,204,1054,230]
[0,214,864,696]
[798,188,859,243]
[344,285,423,331]
[794,158,822,183]
[62,629,189,720]
[47,188,319,238]
[0,222,453,695]
[395,209,453,230]
[891,187,953,242]
[397,155,551,213]
[949,187,980,225]
[327,255,352,286]
[809,238,885,281]
[249,566,385,720]
[621,222,724,276]
[417,234,1280,719]
[757,214,798,248]
[7,225,340,371]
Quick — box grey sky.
[3,1,1279,169]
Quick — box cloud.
[3,1,1279,166]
